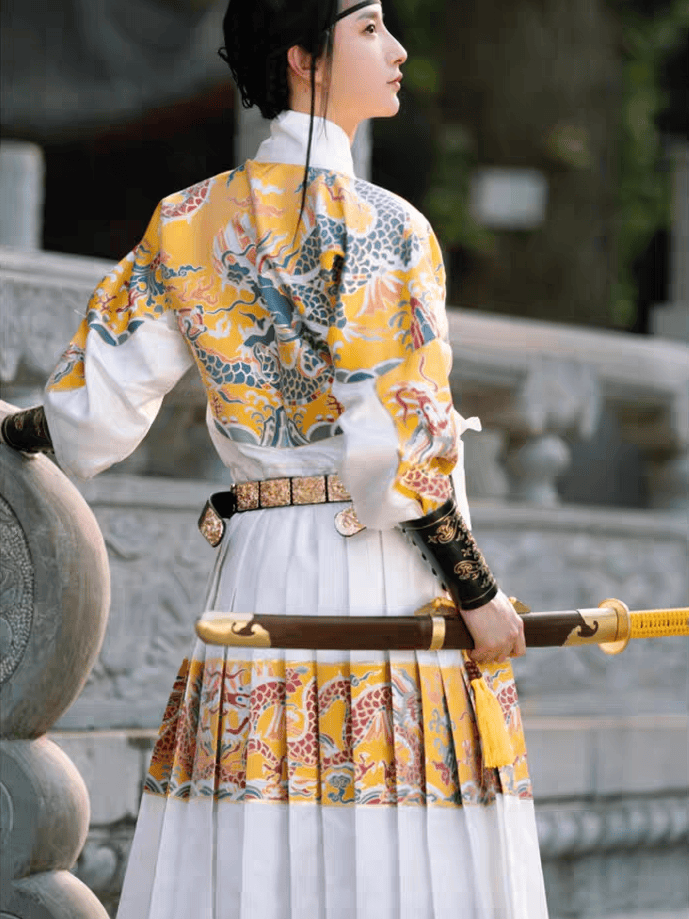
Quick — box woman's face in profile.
[327,1,407,137]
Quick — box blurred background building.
[1,0,688,917]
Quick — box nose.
[389,34,407,65]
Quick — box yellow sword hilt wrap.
[630,607,689,638]
[598,598,689,655]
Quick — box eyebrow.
[356,7,384,20]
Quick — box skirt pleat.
[117,503,548,919]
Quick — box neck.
[288,101,357,146]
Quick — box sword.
[195,598,689,655]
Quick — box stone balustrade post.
[0,141,44,250]
[1,400,111,919]
[614,380,689,512]
[501,358,601,504]
[503,433,572,506]
[455,353,602,506]
[647,448,689,511]
[447,308,689,511]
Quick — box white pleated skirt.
[116,502,549,919]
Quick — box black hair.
[218,0,339,245]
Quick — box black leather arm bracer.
[399,495,499,611]
[0,406,54,454]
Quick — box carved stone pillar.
[504,433,571,505]
[446,309,689,510]
[0,141,44,250]
[495,358,601,505]
[646,448,689,512]
[615,381,689,512]
[0,400,110,918]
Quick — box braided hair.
[218,0,339,244]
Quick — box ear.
[287,44,324,86]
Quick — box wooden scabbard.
[196,602,668,652]
[196,600,689,653]
[197,612,460,651]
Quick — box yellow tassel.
[470,675,514,768]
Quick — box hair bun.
[218,0,337,120]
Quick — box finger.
[516,626,527,656]
[511,636,527,657]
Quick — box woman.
[1,1,548,916]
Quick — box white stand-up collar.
[253,109,355,178]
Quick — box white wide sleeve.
[43,204,194,478]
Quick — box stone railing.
[447,307,689,511]
[0,403,110,918]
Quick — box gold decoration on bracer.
[196,614,271,648]
[1,405,54,454]
[429,518,459,544]
[453,560,481,581]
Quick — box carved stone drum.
[1,402,110,918]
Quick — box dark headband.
[334,1,380,22]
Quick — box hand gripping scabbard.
[0,406,54,454]
[399,496,499,611]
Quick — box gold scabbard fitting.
[196,614,271,648]
[597,598,631,655]
[414,598,451,650]
[429,616,446,651]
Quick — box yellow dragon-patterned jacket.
[44,110,468,528]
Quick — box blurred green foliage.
[394,0,446,56]
[395,0,688,329]
[395,0,499,260]
[611,0,688,327]
[424,125,498,258]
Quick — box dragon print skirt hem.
[116,501,549,919]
